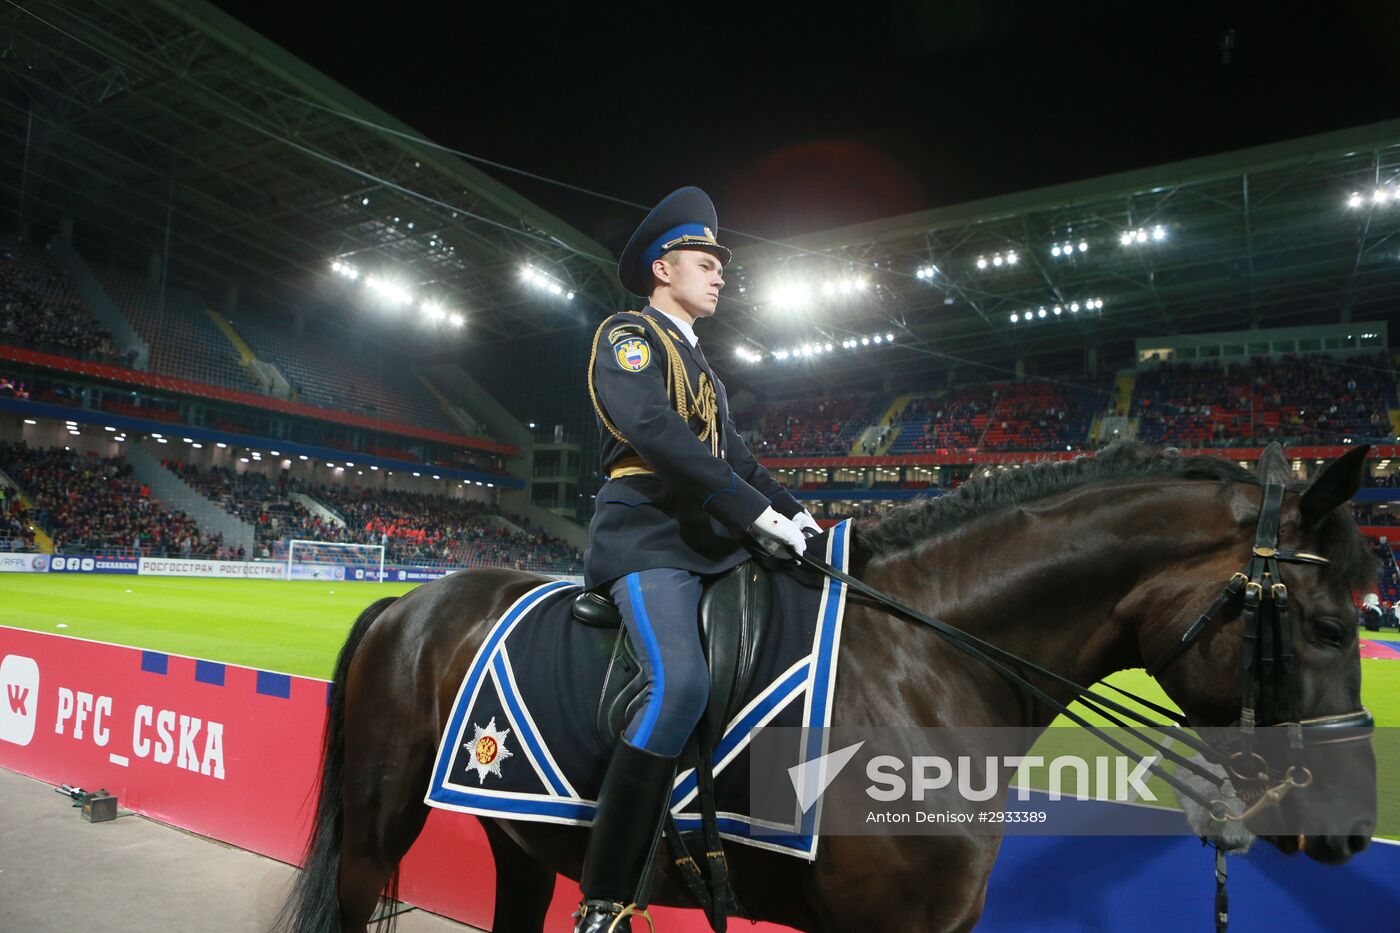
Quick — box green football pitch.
[3,573,1397,832]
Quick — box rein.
[798,483,1373,933]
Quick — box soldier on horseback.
[575,187,817,931]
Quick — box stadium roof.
[720,119,1400,390]
[0,0,624,343]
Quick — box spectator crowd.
[160,460,583,573]
[0,245,132,365]
[0,441,221,557]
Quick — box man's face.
[653,249,725,318]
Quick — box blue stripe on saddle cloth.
[424,520,853,860]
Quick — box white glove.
[794,510,822,539]
[749,506,806,558]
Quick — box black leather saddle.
[572,560,771,760]
[571,560,773,932]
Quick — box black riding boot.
[573,740,677,933]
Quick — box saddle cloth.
[424,520,853,859]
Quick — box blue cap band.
[641,223,718,270]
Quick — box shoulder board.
[606,322,647,345]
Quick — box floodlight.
[992,255,1004,267]
[1051,245,1062,257]
[1038,309,1047,319]
[1348,193,1363,208]
[1010,313,1019,323]
[1120,232,1133,246]
[861,337,870,346]
[886,333,894,342]
[1006,251,1018,265]
[977,257,988,269]
[1152,225,1166,241]
[1078,241,1088,252]
[1070,302,1080,312]
[448,313,466,327]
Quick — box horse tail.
[276,596,399,933]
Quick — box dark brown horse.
[278,442,1378,933]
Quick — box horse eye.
[1312,618,1346,647]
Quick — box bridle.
[798,480,1374,932]
[1144,481,1374,817]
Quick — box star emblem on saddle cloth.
[466,717,513,784]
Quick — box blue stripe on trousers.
[625,571,666,749]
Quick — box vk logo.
[0,655,40,746]
[8,683,28,715]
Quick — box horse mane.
[853,440,1376,588]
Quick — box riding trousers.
[608,567,708,758]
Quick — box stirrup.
[572,898,655,933]
[610,903,655,933]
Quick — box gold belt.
[608,456,654,479]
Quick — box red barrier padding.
[0,627,791,931]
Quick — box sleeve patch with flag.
[613,337,652,372]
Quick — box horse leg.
[483,819,557,933]
[336,671,438,930]
[336,752,433,932]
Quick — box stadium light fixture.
[22,418,35,425]
[331,260,361,281]
[192,443,202,449]
[976,251,1018,271]
[216,442,227,448]
[915,265,937,280]
[769,282,811,308]
[104,426,116,432]
[520,263,576,301]
[364,275,414,306]
[68,429,80,436]
[157,438,168,444]
[413,472,421,477]
[370,465,379,471]
[1050,240,1090,259]
[299,455,309,461]
[1120,226,1168,247]
[240,457,249,463]
[270,450,279,456]
[433,475,441,480]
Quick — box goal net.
[285,539,387,582]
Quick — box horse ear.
[1300,444,1370,527]
[1256,442,1292,486]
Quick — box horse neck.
[858,481,1236,728]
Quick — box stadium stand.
[0,243,131,366]
[298,481,581,572]
[156,459,581,572]
[1132,355,1397,447]
[90,264,263,393]
[746,392,882,456]
[229,310,463,435]
[0,474,36,552]
[0,442,221,557]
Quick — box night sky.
[219,1,1400,255]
